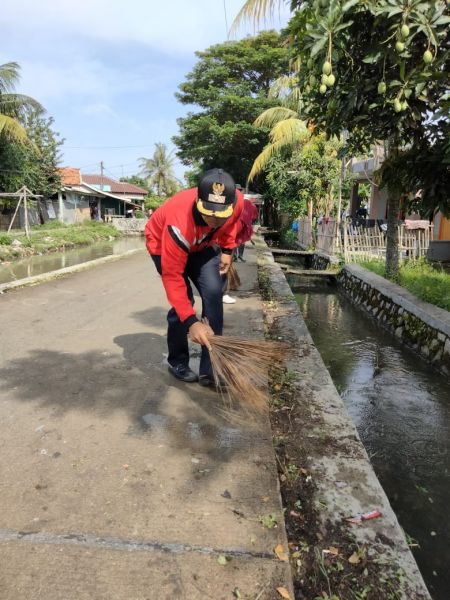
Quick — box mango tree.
[234,0,449,278]
[287,0,449,279]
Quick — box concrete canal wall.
[112,217,146,234]
[338,265,450,376]
[259,243,431,599]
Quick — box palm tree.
[231,0,287,34]
[139,143,180,197]
[248,74,311,182]
[0,62,42,143]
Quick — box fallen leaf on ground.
[217,555,228,566]
[276,587,292,599]
[274,544,289,562]
[348,552,361,564]
[323,546,339,556]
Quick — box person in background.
[147,208,154,218]
[145,168,244,386]
[236,199,259,262]
[222,199,259,304]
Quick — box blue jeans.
[151,247,223,377]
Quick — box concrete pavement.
[0,248,293,599]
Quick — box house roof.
[59,168,81,186]
[82,174,148,196]
[61,182,141,207]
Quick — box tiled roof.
[59,168,81,186]
[82,174,148,195]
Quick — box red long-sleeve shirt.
[145,187,244,323]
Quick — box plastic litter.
[345,510,381,524]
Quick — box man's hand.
[189,321,214,350]
[219,252,233,275]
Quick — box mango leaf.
[274,544,289,562]
[310,37,328,57]
[276,587,293,600]
[342,0,359,12]
[362,52,381,64]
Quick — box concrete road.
[0,248,292,599]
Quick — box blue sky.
[1,0,290,183]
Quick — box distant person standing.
[147,208,154,218]
[236,199,259,262]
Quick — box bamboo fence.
[296,217,433,262]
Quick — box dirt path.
[0,249,292,599]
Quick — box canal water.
[288,274,450,600]
[0,237,144,285]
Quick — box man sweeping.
[145,168,244,386]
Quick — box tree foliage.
[0,107,63,198]
[265,134,349,220]
[173,30,290,186]
[235,0,449,278]
[119,175,150,192]
[288,0,449,211]
[0,61,42,144]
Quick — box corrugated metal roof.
[82,174,147,195]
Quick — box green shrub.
[358,258,450,311]
[0,234,12,245]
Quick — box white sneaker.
[223,294,237,304]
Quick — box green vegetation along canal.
[289,274,450,600]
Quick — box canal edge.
[256,237,431,599]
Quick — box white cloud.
[0,0,291,181]
[82,103,118,118]
[1,0,290,56]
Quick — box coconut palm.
[139,143,180,197]
[231,0,287,34]
[0,62,42,143]
[248,74,311,182]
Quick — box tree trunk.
[385,190,400,280]
[384,139,400,281]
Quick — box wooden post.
[23,187,30,239]
[7,194,22,233]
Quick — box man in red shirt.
[145,168,244,386]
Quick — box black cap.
[197,168,236,218]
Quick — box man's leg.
[150,255,197,381]
[187,248,223,378]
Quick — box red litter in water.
[346,510,382,524]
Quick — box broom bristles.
[208,335,286,412]
[227,262,241,291]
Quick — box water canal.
[0,237,144,285]
[286,271,450,600]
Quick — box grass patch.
[0,221,122,259]
[357,258,450,311]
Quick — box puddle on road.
[129,411,258,455]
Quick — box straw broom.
[207,335,287,412]
[227,262,241,291]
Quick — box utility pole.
[223,0,229,40]
[100,161,105,191]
